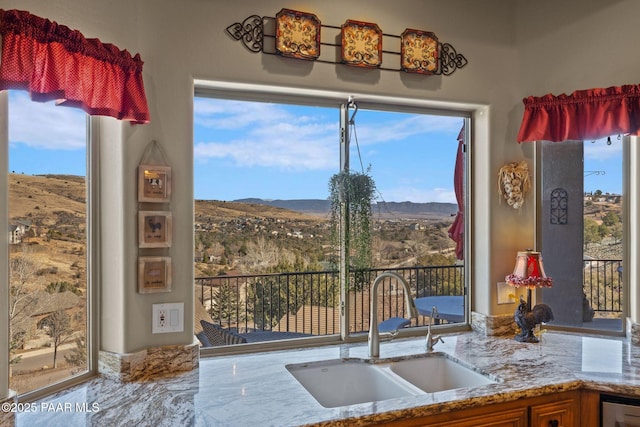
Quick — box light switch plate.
[152,302,184,333]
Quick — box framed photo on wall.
[138,256,172,294]
[138,211,172,248]
[138,165,172,203]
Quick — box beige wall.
[514,0,640,323]
[1,0,635,357]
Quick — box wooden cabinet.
[376,390,581,427]
[580,389,601,427]
[420,408,527,427]
[529,397,578,427]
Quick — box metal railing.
[583,259,623,314]
[195,259,622,341]
[196,265,464,337]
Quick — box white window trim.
[194,80,477,355]
[0,94,99,401]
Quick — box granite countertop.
[15,331,640,426]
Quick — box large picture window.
[193,87,469,351]
[540,137,624,333]
[6,90,91,395]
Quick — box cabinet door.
[424,407,527,427]
[529,398,577,427]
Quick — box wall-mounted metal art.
[341,20,382,68]
[226,15,264,53]
[401,29,438,74]
[225,10,467,76]
[550,188,568,224]
[275,8,321,60]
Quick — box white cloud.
[9,91,86,150]
[349,114,462,147]
[194,98,463,172]
[194,134,336,171]
[194,99,338,170]
[193,98,292,130]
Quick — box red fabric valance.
[0,9,150,123]
[517,85,640,142]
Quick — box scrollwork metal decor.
[550,188,568,225]
[440,43,468,76]
[225,15,264,53]
[225,11,467,76]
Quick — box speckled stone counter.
[14,331,640,426]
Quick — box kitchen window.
[2,90,97,398]
[193,83,470,353]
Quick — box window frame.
[0,93,99,401]
[533,137,629,336]
[194,81,473,356]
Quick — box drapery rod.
[591,135,621,145]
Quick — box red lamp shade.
[505,250,553,289]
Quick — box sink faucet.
[368,272,419,358]
[426,306,444,352]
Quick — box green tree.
[597,223,609,239]
[584,218,602,249]
[209,284,243,325]
[611,223,623,244]
[46,281,83,296]
[602,211,620,227]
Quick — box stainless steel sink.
[286,353,497,408]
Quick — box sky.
[193,97,464,203]
[7,90,624,202]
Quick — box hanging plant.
[328,169,377,273]
[498,161,531,210]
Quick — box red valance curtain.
[517,85,640,142]
[0,9,150,123]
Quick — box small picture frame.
[138,211,172,248]
[138,165,171,203]
[138,257,172,294]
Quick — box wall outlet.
[152,303,184,333]
[497,282,516,304]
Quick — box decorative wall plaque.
[341,19,382,68]
[550,188,568,224]
[275,8,321,60]
[226,11,468,75]
[138,211,173,248]
[138,165,171,203]
[401,29,439,74]
[138,257,172,294]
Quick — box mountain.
[233,198,458,219]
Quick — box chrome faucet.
[368,272,419,358]
[426,306,444,352]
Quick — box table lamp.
[505,250,554,342]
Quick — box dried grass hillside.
[9,174,324,285]
[9,174,88,289]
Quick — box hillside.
[196,199,324,222]
[233,198,458,219]
[8,174,623,283]
[9,174,86,226]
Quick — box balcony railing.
[195,259,622,343]
[583,258,623,314]
[196,265,464,338]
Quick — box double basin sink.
[286,352,497,408]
